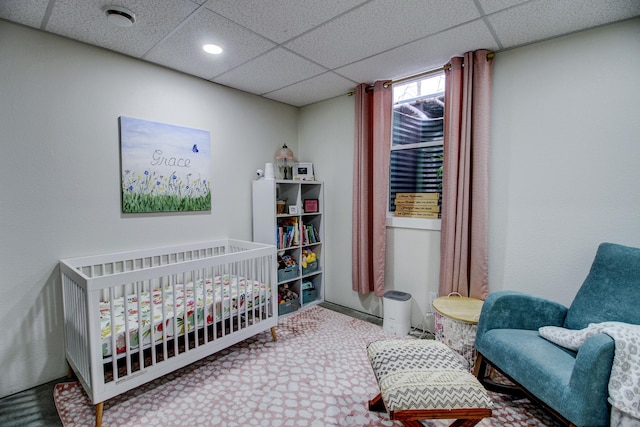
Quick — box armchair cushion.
[564,242,640,329]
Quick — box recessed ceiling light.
[104,6,136,28]
[203,44,223,55]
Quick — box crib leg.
[270,326,278,342]
[95,402,104,427]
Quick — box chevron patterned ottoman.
[367,339,492,427]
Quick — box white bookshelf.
[252,179,324,316]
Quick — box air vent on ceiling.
[104,6,135,28]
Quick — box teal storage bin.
[302,288,317,304]
[278,300,300,315]
[302,260,317,275]
[278,265,298,282]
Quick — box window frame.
[387,74,445,231]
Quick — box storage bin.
[278,265,298,282]
[302,288,317,304]
[278,300,300,315]
[302,260,317,275]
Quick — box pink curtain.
[352,81,392,296]
[439,50,493,300]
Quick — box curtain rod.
[348,52,494,95]
[383,64,450,88]
[384,52,494,88]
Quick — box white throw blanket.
[539,322,640,427]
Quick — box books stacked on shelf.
[394,192,441,219]
[277,217,299,249]
[300,219,320,245]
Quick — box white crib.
[60,239,277,427]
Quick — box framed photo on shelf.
[289,205,299,214]
[293,162,314,181]
[304,199,319,213]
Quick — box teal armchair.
[474,242,640,427]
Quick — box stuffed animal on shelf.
[278,283,298,304]
[278,254,297,269]
[300,249,316,269]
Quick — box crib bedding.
[100,274,269,357]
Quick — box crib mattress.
[100,274,269,357]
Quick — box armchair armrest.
[569,333,615,392]
[563,333,615,423]
[476,291,568,336]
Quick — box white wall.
[489,18,640,306]
[0,21,297,397]
[300,18,640,328]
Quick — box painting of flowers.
[120,116,211,213]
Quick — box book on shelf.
[276,217,299,249]
[301,222,320,245]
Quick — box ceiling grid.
[1,0,638,106]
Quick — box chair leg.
[473,353,485,379]
[475,352,524,396]
[270,326,277,342]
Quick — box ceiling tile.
[213,48,326,95]
[0,0,50,28]
[489,0,640,48]
[144,8,276,80]
[44,0,199,57]
[284,0,481,69]
[264,72,356,107]
[336,20,500,84]
[476,0,529,15]
[203,0,369,43]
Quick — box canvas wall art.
[120,116,211,213]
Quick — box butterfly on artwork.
[192,144,199,153]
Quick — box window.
[389,73,444,222]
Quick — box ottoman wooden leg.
[368,393,385,412]
[450,419,483,427]
[393,408,491,426]
[400,421,423,427]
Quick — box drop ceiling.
[1,0,639,107]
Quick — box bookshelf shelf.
[252,179,324,316]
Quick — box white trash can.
[383,290,411,335]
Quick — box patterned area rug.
[54,306,562,426]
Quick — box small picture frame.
[304,199,319,213]
[289,205,299,214]
[293,162,314,181]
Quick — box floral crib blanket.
[99,274,270,357]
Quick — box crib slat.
[172,274,179,358]
[191,269,198,350]
[108,287,117,381]
[135,281,143,371]
[123,283,132,377]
